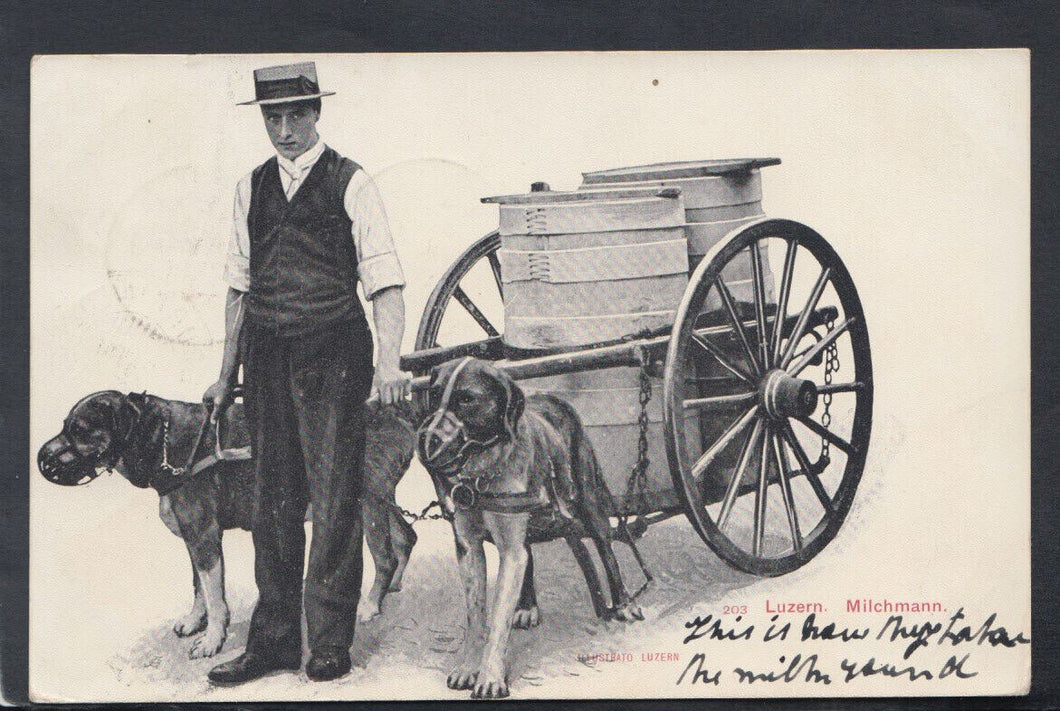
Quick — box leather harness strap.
[473,490,550,515]
[148,405,253,495]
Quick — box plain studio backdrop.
[29,51,1028,702]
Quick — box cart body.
[404,158,873,576]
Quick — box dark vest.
[246,146,365,336]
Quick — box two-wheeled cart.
[399,158,872,577]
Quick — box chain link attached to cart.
[615,350,655,601]
[621,356,653,515]
[819,315,841,462]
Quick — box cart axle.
[761,369,818,420]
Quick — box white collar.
[276,139,326,178]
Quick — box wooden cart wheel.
[663,218,873,576]
[414,230,503,354]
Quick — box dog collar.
[449,481,549,514]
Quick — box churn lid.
[481,184,681,204]
[581,157,781,185]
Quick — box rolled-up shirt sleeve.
[222,173,253,292]
[345,169,405,300]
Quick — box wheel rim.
[414,230,504,354]
[663,219,873,576]
[413,231,504,411]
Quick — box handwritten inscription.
[675,607,1028,687]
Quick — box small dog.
[417,357,643,699]
[38,391,418,658]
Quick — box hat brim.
[238,91,336,106]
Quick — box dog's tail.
[543,395,616,516]
[573,419,617,515]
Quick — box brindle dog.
[38,391,418,658]
[417,357,643,699]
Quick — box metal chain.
[621,360,653,515]
[399,500,450,523]
[819,315,841,461]
[158,418,186,478]
[615,357,656,602]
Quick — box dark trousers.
[242,316,374,656]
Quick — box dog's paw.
[387,580,403,593]
[188,627,226,659]
[358,600,382,622]
[611,600,645,622]
[173,611,207,637]
[512,605,540,629]
[471,665,509,699]
[446,665,479,690]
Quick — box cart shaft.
[402,306,838,390]
[408,334,667,393]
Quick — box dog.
[417,357,644,699]
[38,391,418,659]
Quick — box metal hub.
[760,369,818,419]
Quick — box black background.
[2,1,1057,709]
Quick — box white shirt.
[223,140,405,300]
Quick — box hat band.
[256,74,320,102]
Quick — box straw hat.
[238,61,336,106]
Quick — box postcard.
[29,50,1030,702]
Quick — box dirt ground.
[106,513,763,700]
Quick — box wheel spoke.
[691,333,754,383]
[779,422,835,515]
[487,250,504,300]
[718,418,763,532]
[753,422,771,557]
[796,415,855,455]
[452,286,500,337]
[771,428,803,552]
[683,392,756,410]
[816,381,865,395]
[770,238,798,364]
[714,276,761,375]
[691,405,760,480]
[788,316,855,377]
[779,266,832,369]
[749,242,770,370]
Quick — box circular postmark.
[105,165,227,347]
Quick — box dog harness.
[39,392,254,496]
[147,404,253,495]
[419,358,565,516]
[447,467,552,515]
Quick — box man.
[204,62,408,684]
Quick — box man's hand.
[203,379,234,424]
[372,361,410,406]
[369,285,408,407]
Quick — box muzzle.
[416,357,497,476]
[417,409,475,473]
[37,432,116,487]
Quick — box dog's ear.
[99,391,139,442]
[497,368,525,440]
[426,365,441,412]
